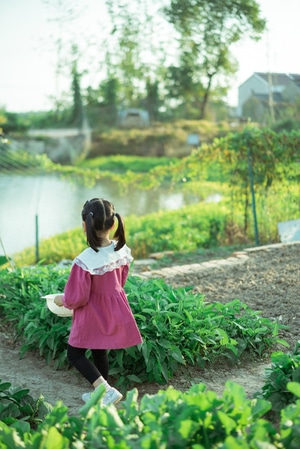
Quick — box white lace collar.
[73,241,133,275]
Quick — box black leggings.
[67,344,109,385]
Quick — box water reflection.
[0,175,201,255]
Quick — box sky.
[0,0,299,112]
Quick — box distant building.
[237,72,300,121]
[117,108,150,128]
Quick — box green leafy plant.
[114,277,286,388]
[0,379,52,433]
[3,379,300,448]
[78,154,178,173]
[279,382,300,449]
[259,342,300,413]
[0,382,275,449]
[0,267,286,390]
[0,265,71,368]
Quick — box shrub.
[0,267,286,391]
[259,342,300,413]
[0,379,52,433]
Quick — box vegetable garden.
[1,125,300,447]
[1,248,300,448]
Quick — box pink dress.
[62,242,142,350]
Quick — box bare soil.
[0,243,299,415]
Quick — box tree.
[42,0,83,113]
[105,0,172,116]
[144,79,161,121]
[163,0,266,119]
[105,1,147,107]
[71,59,83,128]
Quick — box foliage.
[11,201,232,265]
[0,144,113,187]
[10,180,299,266]
[127,202,230,257]
[79,154,178,173]
[0,141,54,175]
[70,54,84,128]
[0,110,30,134]
[164,126,300,243]
[12,229,86,266]
[0,382,268,448]
[0,256,9,267]
[4,150,45,174]
[88,119,233,157]
[84,127,300,250]
[279,382,300,449]
[98,2,164,118]
[273,119,300,133]
[163,0,265,119]
[89,123,187,158]
[0,267,285,392]
[111,276,286,389]
[86,77,119,127]
[182,126,300,189]
[19,110,74,129]
[259,342,300,413]
[102,0,265,120]
[0,379,52,433]
[3,127,300,265]
[0,264,71,368]
[5,124,299,191]
[3,379,300,448]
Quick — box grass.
[78,154,178,172]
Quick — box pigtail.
[113,213,126,251]
[85,211,102,251]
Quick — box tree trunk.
[200,73,214,119]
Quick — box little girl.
[54,198,142,405]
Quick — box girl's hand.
[54,295,64,307]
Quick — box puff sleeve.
[63,264,91,309]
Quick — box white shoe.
[82,386,123,405]
[82,391,93,403]
[102,387,123,405]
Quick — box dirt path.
[1,242,299,415]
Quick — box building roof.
[254,72,300,89]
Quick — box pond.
[0,174,207,256]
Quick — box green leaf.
[126,374,142,383]
[42,426,69,449]
[287,382,300,398]
[170,347,185,364]
[178,419,199,440]
[11,419,31,435]
[11,389,31,402]
[250,398,272,420]
[0,381,11,392]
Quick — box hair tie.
[89,211,94,217]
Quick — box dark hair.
[81,198,126,252]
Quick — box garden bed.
[0,242,299,416]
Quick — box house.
[117,108,150,128]
[237,72,300,121]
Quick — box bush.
[259,342,300,413]
[0,267,286,390]
[0,379,52,433]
